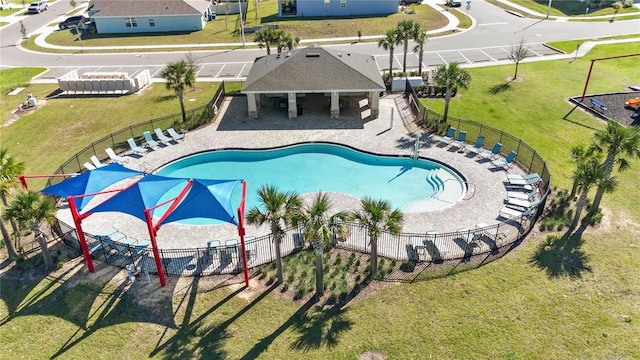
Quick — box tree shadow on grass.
[289,304,353,351]
[488,82,512,94]
[529,229,592,279]
[48,262,179,358]
[151,283,275,359]
[0,258,79,327]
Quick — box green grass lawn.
[41,1,448,49]
[1,42,640,358]
[548,35,640,53]
[1,82,221,189]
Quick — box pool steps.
[425,169,445,198]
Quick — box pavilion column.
[330,91,340,119]
[247,93,258,119]
[288,92,297,119]
[370,91,380,118]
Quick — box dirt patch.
[359,351,387,360]
[506,76,524,82]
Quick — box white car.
[27,0,48,14]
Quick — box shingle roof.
[89,0,208,17]
[242,46,385,93]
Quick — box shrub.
[586,208,603,226]
[623,0,633,7]
[400,260,415,272]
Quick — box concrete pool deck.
[57,93,528,250]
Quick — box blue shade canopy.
[161,179,242,226]
[40,163,143,211]
[87,174,188,222]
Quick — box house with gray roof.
[88,0,214,34]
[242,45,385,119]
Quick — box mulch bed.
[573,90,640,126]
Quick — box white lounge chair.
[499,206,525,219]
[506,188,539,201]
[457,228,481,245]
[506,197,542,210]
[105,147,129,164]
[154,128,173,144]
[508,173,541,186]
[491,151,517,169]
[143,131,160,148]
[83,162,96,171]
[127,138,149,155]
[450,131,467,150]
[478,143,502,160]
[90,155,106,168]
[426,231,450,255]
[167,128,184,141]
[467,135,485,155]
[439,127,456,145]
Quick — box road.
[0,0,639,79]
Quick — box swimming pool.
[157,143,466,222]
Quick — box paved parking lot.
[38,43,563,82]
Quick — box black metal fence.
[51,80,550,283]
[405,80,551,195]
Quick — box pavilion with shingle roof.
[241,45,385,119]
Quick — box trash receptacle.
[208,12,216,21]
[297,104,303,116]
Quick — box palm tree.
[0,148,26,259]
[276,32,300,54]
[569,143,601,198]
[254,27,278,55]
[434,62,471,123]
[588,121,640,216]
[571,159,617,229]
[351,197,403,279]
[412,27,427,77]
[160,60,195,124]
[396,20,417,74]
[5,190,56,267]
[378,29,401,77]
[298,193,349,297]
[247,185,301,284]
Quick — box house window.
[125,17,138,28]
[149,18,155,27]
[340,0,346,7]
[324,0,329,7]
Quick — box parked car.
[58,15,89,29]
[399,0,422,4]
[446,0,462,7]
[27,0,48,13]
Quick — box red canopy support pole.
[68,196,94,272]
[237,181,249,288]
[580,59,596,102]
[19,175,28,189]
[145,209,166,287]
[238,210,249,288]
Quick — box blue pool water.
[157,143,464,223]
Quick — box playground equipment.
[625,97,640,107]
